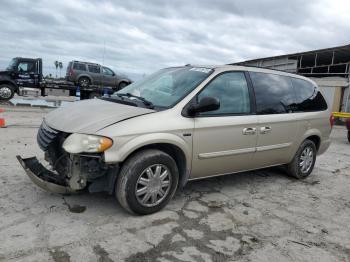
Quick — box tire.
[118,82,128,90]
[347,131,350,143]
[287,140,317,179]
[78,77,90,88]
[116,149,179,215]
[0,84,15,101]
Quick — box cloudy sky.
[0,0,349,79]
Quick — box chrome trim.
[198,147,256,159]
[242,127,256,135]
[256,142,292,152]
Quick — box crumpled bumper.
[16,155,76,194]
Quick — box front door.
[15,60,37,88]
[191,72,258,179]
[102,67,117,88]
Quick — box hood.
[0,70,10,76]
[44,98,155,133]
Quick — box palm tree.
[58,62,63,78]
[54,61,59,78]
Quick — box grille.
[37,121,59,151]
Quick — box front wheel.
[0,84,15,101]
[118,82,128,90]
[287,140,317,179]
[116,149,179,215]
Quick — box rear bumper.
[16,155,76,194]
[318,138,331,155]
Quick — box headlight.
[62,134,113,154]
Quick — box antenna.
[102,40,106,67]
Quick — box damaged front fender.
[16,156,76,194]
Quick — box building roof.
[231,43,350,78]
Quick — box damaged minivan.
[18,65,332,215]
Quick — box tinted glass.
[88,64,101,73]
[198,72,250,115]
[291,78,327,112]
[73,63,86,71]
[250,72,294,114]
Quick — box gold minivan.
[18,65,332,214]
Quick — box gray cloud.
[0,0,349,78]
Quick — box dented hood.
[44,98,155,133]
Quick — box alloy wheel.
[299,146,314,173]
[135,164,171,207]
[0,86,12,99]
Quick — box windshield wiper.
[117,93,154,108]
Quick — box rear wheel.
[78,77,90,88]
[287,140,317,179]
[116,149,179,215]
[0,84,15,101]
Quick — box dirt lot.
[0,102,350,262]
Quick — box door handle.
[242,127,256,135]
[260,126,272,134]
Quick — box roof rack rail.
[227,63,299,74]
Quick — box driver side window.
[197,72,251,115]
[103,67,114,76]
[18,62,34,73]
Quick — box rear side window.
[88,64,101,73]
[198,72,251,115]
[249,72,294,114]
[73,63,87,71]
[291,78,328,112]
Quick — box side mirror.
[188,96,220,116]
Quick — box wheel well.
[0,81,16,90]
[78,76,91,83]
[118,81,128,88]
[306,135,320,151]
[123,143,187,187]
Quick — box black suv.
[66,61,131,90]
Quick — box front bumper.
[16,155,76,194]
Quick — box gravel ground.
[0,103,349,262]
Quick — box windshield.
[6,58,17,71]
[112,66,213,108]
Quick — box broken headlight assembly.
[62,134,113,154]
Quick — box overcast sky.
[0,0,349,78]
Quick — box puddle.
[9,98,73,108]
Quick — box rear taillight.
[69,69,75,77]
[330,113,334,128]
